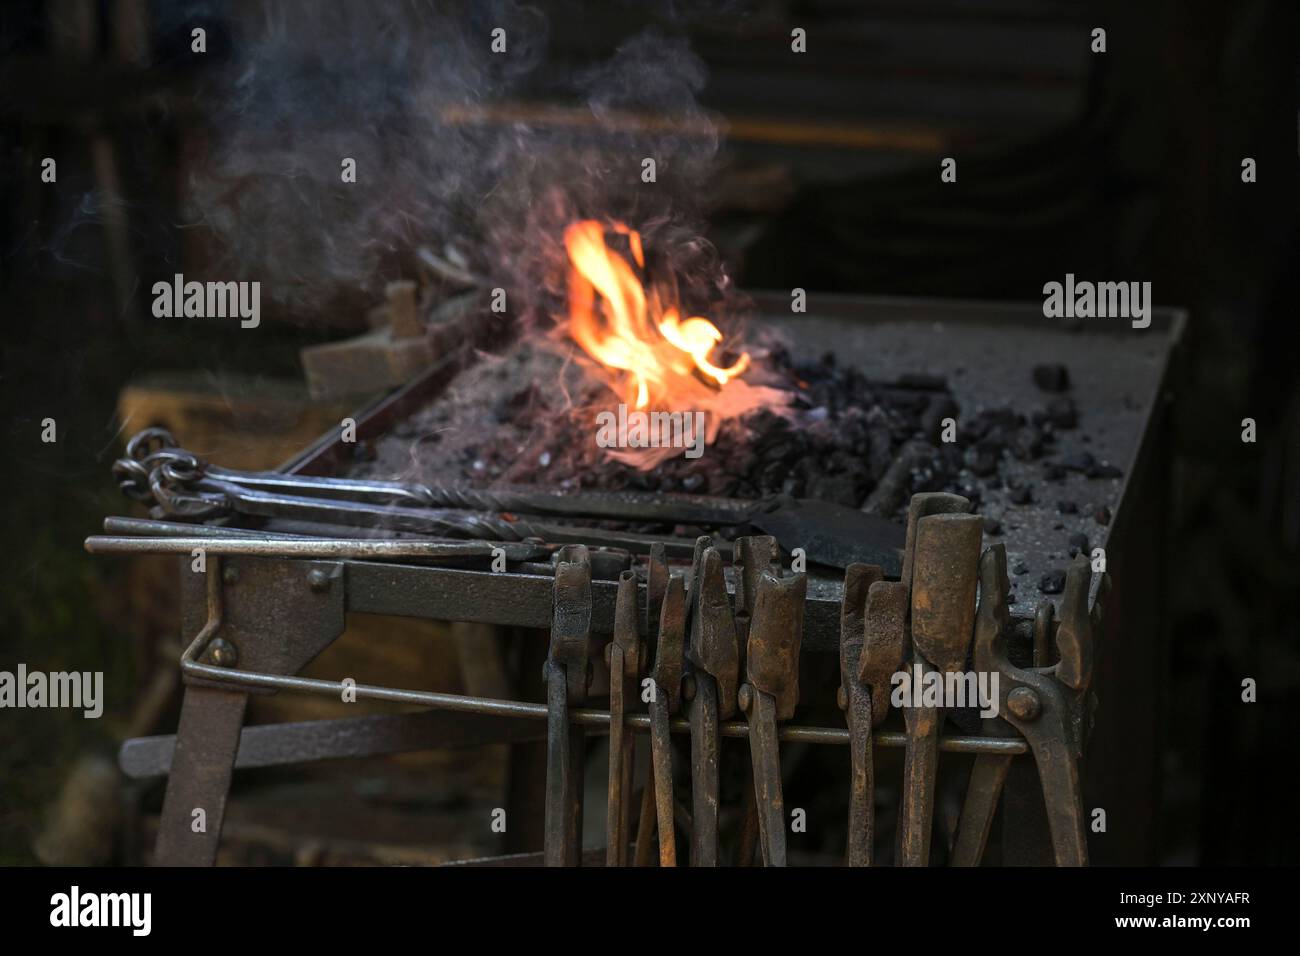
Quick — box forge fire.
[557,218,788,467]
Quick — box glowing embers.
[561,219,750,411]
[558,219,781,467]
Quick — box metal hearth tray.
[284,291,1183,624]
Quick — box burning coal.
[561,219,750,409]
[558,219,786,467]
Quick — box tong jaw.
[744,571,807,721]
[975,546,1096,866]
[839,564,908,723]
[646,542,668,650]
[902,492,972,585]
[838,564,881,709]
[687,543,740,719]
[734,536,779,615]
[858,581,909,726]
[548,544,593,703]
[610,569,641,679]
[976,550,1096,749]
[1055,554,1093,694]
[653,574,688,714]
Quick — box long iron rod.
[85,534,545,562]
[179,659,1024,752]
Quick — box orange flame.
[562,219,750,410]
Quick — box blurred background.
[2,0,1297,865]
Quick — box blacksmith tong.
[897,492,983,866]
[632,544,668,866]
[739,567,807,866]
[950,547,1106,866]
[647,569,687,866]
[544,545,592,865]
[838,563,907,867]
[114,428,905,569]
[605,569,642,866]
[684,536,740,866]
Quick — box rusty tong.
[896,492,983,866]
[951,547,1106,866]
[684,536,740,866]
[605,569,642,866]
[646,568,688,866]
[838,563,907,866]
[544,545,592,866]
[739,567,807,866]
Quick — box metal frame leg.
[154,686,248,866]
[152,555,348,865]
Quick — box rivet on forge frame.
[682,674,697,703]
[307,569,332,592]
[1006,686,1042,721]
[737,683,754,715]
[206,638,238,668]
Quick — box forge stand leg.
[153,556,348,866]
[154,686,248,866]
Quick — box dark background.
[2,0,1297,865]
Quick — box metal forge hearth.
[93,292,1183,867]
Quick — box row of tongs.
[546,532,805,866]
[544,490,1106,867]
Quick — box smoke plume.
[189,1,727,325]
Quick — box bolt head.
[737,683,753,714]
[222,565,239,585]
[1006,686,1042,721]
[836,686,848,711]
[682,674,697,702]
[207,638,237,668]
[307,568,332,592]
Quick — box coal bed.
[342,293,1183,621]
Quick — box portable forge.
[93,290,1183,866]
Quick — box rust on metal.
[958,546,1099,866]
[544,544,593,866]
[950,542,1015,867]
[688,546,740,719]
[731,546,788,865]
[1054,555,1093,692]
[859,580,909,726]
[746,572,807,721]
[909,513,983,674]
[649,573,687,866]
[741,570,807,866]
[686,542,740,866]
[900,491,970,587]
[606,570,641,866]
[733,535,778,647]
[839,562,882,867]
[898,504,982,867]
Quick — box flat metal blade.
[749,499,905,574]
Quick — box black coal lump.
[1032,363,1071,392]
